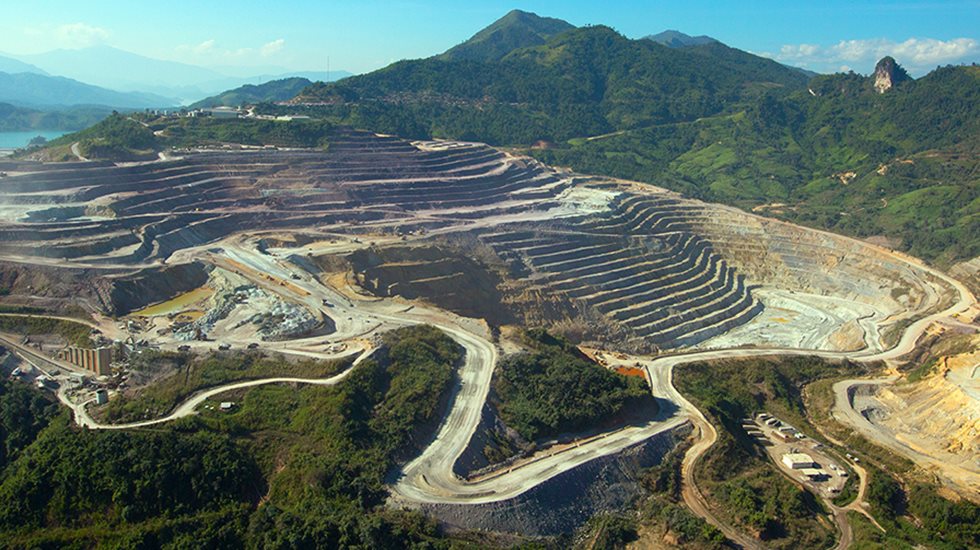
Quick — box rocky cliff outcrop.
[873,56,911,94]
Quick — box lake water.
[0,130,71,149]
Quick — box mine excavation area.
[0,127,974,538]
[851,334,980,481]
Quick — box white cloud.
[32,22,110,48]
[174,38,288,65]
[194,39,216,55]
[766,37,979,75]
[260,39,285,58]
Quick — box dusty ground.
[856,335,980,475]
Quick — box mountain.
[643,32,818,78]
[0,71,177,109]
[293,24,809,144]
[532,58,980,265]
[190,77,313,108]
[204,66,351,81]
[17,45,223,95]
[644,30,718,48]
[439,9,575,62]
[0,54,46,75]
[0,102,112,132]
[13,46,353,103]
[247,71,352,83]
[873,56,911,93]
[288,15,975,265]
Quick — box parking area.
[744,412,852,499]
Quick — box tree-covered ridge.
[292,25,808,144]
[534,63,980,265]
[491,328,655,441]
[41,112,334,161]
[439,9,575,63]
[0,377,59,469]
[0,102,111,132]
[190,77,313,109]
[0,325,472,548]
[0,419,259,532]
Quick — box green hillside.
[190,77,312,109]
[0,326,478,548]
[439,9,575,62]
[289,25,808,144]
[533,64,980,265]
[40,112,333,161]
[0,102,111,132]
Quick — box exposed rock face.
[873,56,911,94]
[100,261,211,316]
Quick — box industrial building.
[782,453,818,469]
[799,468,828,481]
[57,346,112,376]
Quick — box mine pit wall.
[412,422,690,536]
[0,261,124,314]
[691,206,940,314]
[98,261,212,316]
[348,245,517,326]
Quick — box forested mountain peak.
[439,9,576,62]
[644,30,719,48]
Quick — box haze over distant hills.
[0,71,176,109]
[3,45,351,104]
[0,54,47,76]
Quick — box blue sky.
[1,0,978,76]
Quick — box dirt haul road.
[69,347,371,430]
[43,229,974,547]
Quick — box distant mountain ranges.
[0,48,350,131]
[0,11,828,131]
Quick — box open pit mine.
[0,128,973,534]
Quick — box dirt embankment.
[417,423,690,536]
[862,334,980,474]
[0,261,117,314]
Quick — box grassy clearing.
[96,350,348,424]
[0,315,93,348]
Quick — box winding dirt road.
[18,227,972,548]
[68,347,373,430]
